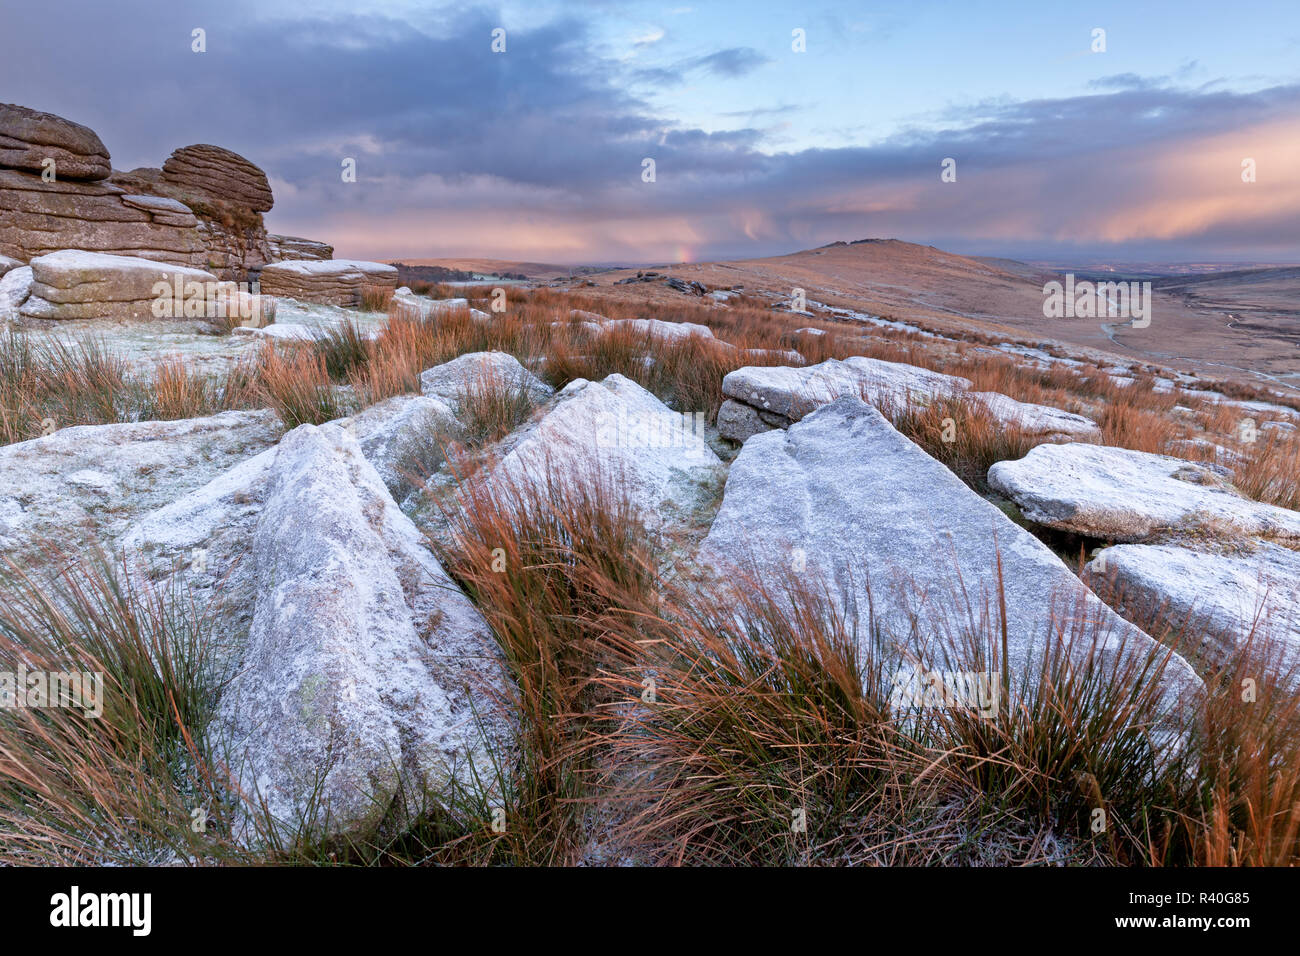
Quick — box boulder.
[340,394,458,501]
[716,399,772,443]
[0,103,112,181]
[390,291,469,320]
[483,373,723,527]
[0,409,282,566]
[718,356,970,441]
[1085,542,1300,685]
[198,425,508,843]
[988,443,1300,544]
[19,250,219,321]
[0,253,23,276]
[603,318,716,343]
[267,234,334,261]
[0,264,32,318]
[700,398,1203,721]
[161,144,274,212]
[420,351,553,406]
[0,168,208,268]
[259,259,398,307]
[972,391,1100,439]
[230,321,351,343]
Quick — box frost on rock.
[989,443,1300,543]
[700,397,1203,729]
[0,409,282,564]
[125,424,510,844]
[1086,541,1300,686]
[419,351,553,406]
[481,373,724,530]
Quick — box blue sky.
[2,0,1298,264]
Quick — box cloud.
[684,46,771,77]
[0,0,1296,263]
[632,27,665,47]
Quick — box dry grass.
[0,550,228,865]
[1233,429,1300,510]
[256,346,345,427]
[450,363,540,448]
[359,284,395,312]
[883,390,1038,489]
[421,467,659,864]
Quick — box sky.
[2,0,1298,265]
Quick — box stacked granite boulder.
[260,259,398,307]
[268,234,334,262]
[19,249,219,321]
[0,103,208,268]
[0,103,338,283]
[161,144,274,212]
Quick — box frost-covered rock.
[700,398,1203,719]
[718,357,970,441]
[0,263,32,318]
[420,351,553,406]
[972,392,1100,439]
[19,250,219,321]
[390,291,469,320]
[989,443,1300,543]
[231,321,358,343]
[484,373,723,526]
[1085,542,1300,685]
[603,318,716,343]
[259,259,397,307]
[341,393,457,500]
[0,410,282,564]
[204,425,508,843]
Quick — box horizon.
[2,0,1297,264]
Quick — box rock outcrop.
[206,425,509,843]
[19,250,220,321]
[0,409,282,565]
[1085,542,1300,685]
[161,144,274,212]
[267,234,333,261]
[717,356,1099,444]
[484,373,723,527]
[0,104,338,282]
[0,167,209,268]
[988,443,1300,544]
[0,103,112,180]
[259,259,398,306]
[700,397,1203,721]
[420,351,553,406]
